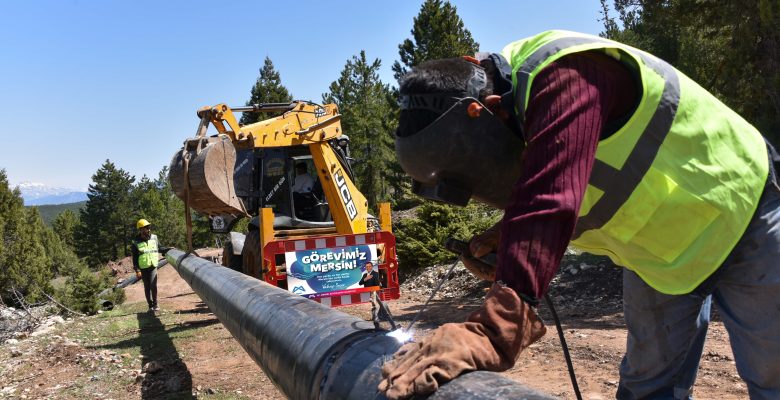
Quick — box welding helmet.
[395,54,525,209]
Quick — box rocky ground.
[0,249,747,399]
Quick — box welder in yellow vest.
[381,30,780,400]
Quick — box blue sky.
[0,0,605,190]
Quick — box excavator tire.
[221,241,243,272]
[169,135,246,217]
[242,228,264,280]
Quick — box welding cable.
[543,293,582,400]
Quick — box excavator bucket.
[169,135,247,217]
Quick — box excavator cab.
[171,134,351,231]
[256,148,334,227]
[289,155,329,222]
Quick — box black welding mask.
[395,56,526,209]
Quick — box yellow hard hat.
[136,219,152,229]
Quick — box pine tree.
[386,0,501,267]
[63,267,102,314]
[0,170,23,282]
[190,212,217,249]
[76,160,135,267]
[0,170,29,303]
[392,0,480,80]
[386,0,481,207]
[40,222,80,276]
[240,57,294,125]
[129,174,164,248]
[52,209,79,252]
[0,171,80,304]
[129,169,193,250]
[2,207,52,303]
[322,51,396,209]
[153,167,187,249]
[131,175,165,227]
[600,0,780,147]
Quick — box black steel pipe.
[98,260,169,297]
[98,260,169,310]
[165,249,555,400]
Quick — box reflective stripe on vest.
[513,35,680,235]
[502,31,768,294]
[135,234,159,269]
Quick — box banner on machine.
[285,244,377,297]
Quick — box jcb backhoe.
[168,101,400,307]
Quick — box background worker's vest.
[502,30,768,294]
[134,234,159,269]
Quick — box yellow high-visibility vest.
[502,30,768,294]
[134,234,159,269]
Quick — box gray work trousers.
[140,267,158,309]
[617,170,780,399]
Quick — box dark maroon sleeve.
[495,52,636,300]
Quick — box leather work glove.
[459,222,501,281]
[378,282,546,400]
[135,270,142,279]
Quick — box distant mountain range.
[16,182,88,206]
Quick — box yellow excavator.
[168,101,400,307]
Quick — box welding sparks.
[386,328,413,343]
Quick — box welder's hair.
[397,58,495,137]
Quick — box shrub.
[395,201,501,271]
[63,268,102,314]
[55,263,122,315]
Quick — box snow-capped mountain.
[16,182,88,206]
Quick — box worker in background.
[380,30,780,400]
[132,219,170,312]
[292,162,314,194]
[292,162,318,220]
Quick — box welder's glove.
[378,283,546,400]
[460,222,500,281]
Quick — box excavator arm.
[199,102,343,148]
[309,141,368,234]
[169,101,368,235]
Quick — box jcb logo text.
[334,170,357,220]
